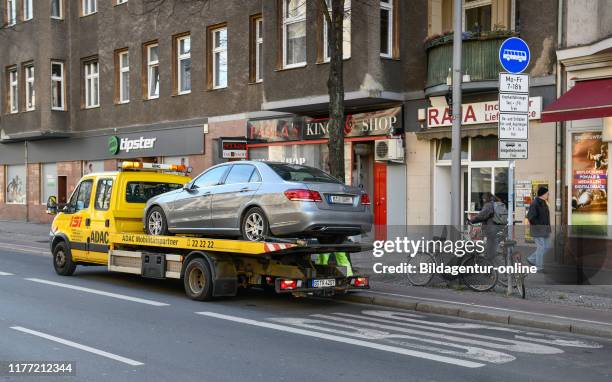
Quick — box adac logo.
[108,136,120,155]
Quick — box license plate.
[312,279,336,288]
[329,195,353,204]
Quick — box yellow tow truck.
[47,162,370,300]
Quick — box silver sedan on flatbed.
[144,161,373,243]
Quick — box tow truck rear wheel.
[184,258,213,301]
[53,242,77,276]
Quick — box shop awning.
[541,78,612,122]
[415,124,497,140]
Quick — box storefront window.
[41,163,57,204]
[83,160,104,175]
[470,167,492,211]
[471,136,498,161]
[570,131,608,228]
[436,138,468,161]
[6,164,26,204]
[494,167,508,204]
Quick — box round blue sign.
[498,37,530,74]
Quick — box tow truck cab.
[48,164,190,265]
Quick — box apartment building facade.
[0,0,426,225]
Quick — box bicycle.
[406,226,498,292]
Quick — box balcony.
[424,31,518,96]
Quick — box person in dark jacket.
[469,193,504,259]
[527,186,551,272]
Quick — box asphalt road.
[0,240,611,382]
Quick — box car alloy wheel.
[148,211,164,236]
[244,212,265,241]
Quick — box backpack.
[492,202,508,225]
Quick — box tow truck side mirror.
[46,196,58,215]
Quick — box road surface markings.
[364,290,612,327]
[10,326,144,366]
[0,271,14,276]
[196,311,485,368]
[25,278,170,307]
[0,242,48,255]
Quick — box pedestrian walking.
[527,186,551,272]
[469,193,507,260]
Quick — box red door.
[374,162,387,240]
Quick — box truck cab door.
[88,177,115,264]
[59,178,95,262]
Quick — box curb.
[338,293,612,339]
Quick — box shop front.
[0,125,206,223]
[415,96,554,226]
[246,107,406,239]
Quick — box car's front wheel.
[241,207,270,241]
[146,206,170,236]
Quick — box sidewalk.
[346,251,612,338]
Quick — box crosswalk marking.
[196,311,485,368]
[197,309,604,369]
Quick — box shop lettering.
[119,137,157,153]
[305,121,330,136]
[359,116,398,132]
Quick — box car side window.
[94,178,113,211]
[249,169,261,183]
[69,179,93,212]
[193,166,228,188]
[224,165,255,185]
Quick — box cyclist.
[468,193,506,260]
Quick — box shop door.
[374,162,387,240]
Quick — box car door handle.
[202,191,211,196]
[240,187,251,192]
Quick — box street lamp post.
[451,0,463,230]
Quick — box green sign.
[108,136,120,155]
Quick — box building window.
[7,67,18,113]
[463,0,492,33]
[209,26,228,89]
[116,0,128,5]
[250,16,263,83]
[6,164,26,205]
[6,0,16,26]
[23,0,33,21]
[25,64,35,111]
[322,0,351,62]
[82,0,97,16]
[84,60,99,108]
[282,0,306,68]
[114,50,129,103]
[41,163,57,204]
[145,43,159,99]
[51,0,63,19]
[51,61,65,110]
[380,0,394,58]
[175,34,191,94]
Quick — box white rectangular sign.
[499,73,529,94]
[499,113,529,140]
[422,97,542,128]
[499,140,528,159]
[499,93,530,113]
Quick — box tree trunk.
[326,0,346,182]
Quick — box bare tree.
[142,0,351,180]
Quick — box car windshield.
[267,163,341,183]
[125,182,183,203]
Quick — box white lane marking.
[318,313,563,354]
[0,242,48,254]
[25,278,169,307]
[0,271,14,276]
[357,310,603,349]
[270,317,515,364]
[196,311,484,368]
[11,326,144,366]
[363,290,612,327]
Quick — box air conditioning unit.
[375,139,404,162]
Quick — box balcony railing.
[425,31,518,92]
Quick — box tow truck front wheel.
[184,258,213,301]
[53,242,76,276]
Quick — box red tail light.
[279,279,297,290]
[351,277,369,287]
[284,189,322,202]
[360,193,371,205]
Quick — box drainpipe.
[25,141,29,223]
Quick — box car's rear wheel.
[241,207,269,242]
[146,206,170,236]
